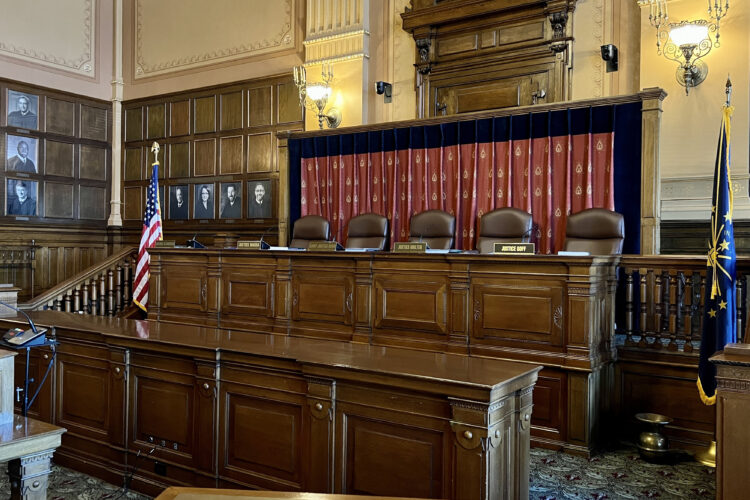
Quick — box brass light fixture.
[293,64,342,130]
[643,0,730,95]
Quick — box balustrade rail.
[19,247,138,317]
[617,255,750,352]
[0,241,36,300]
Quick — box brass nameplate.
[493,242,535,254]
[308,241,339,252]
[154,240,176,248]
[237,240,266,250]
[394,242,427,253]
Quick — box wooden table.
[0,415,65,499]
[157,488,422,500]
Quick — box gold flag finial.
[151,142,160,163]
[725,76,732,106]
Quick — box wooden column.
[640,88,667,255]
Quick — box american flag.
[133,162,163,311]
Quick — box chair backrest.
[476,208,533,254]
[290,215,330,249]
[346,213,388,250]
[563,208,624,254]
[408,210,455,250]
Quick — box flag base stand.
[694,440,716,468]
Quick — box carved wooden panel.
[162,270,206,312]
[124,186,142,220]
[80,104,107,142]
[249,86,272,127]
[220,136,243,174]
[44,181,73,218]
[194,96,216,134]
[147,103,166,140]
[169,142,190,178]
[221,91,243,131]
[292,271,354,326]
[45,97,75,136]
[373,274,448,334]
[80,145,107,180]
[57,353,110,439]
[531,369,566,443]
[248,133,272,173]
[170,100,190,137]
[471,280,563,345]
[194,139,216,176]
[125,107,143,142]
[79,185,107,220]
[278,82,302,124]
[222,270,274,317]
[45,140,74,177]
[124,147,142,181]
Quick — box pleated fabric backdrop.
[289,102,642,254]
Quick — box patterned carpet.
[0,446,715,499]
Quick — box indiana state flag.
[697,104,736,405]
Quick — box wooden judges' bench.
[3,311,539,499]
[147,248,618,455]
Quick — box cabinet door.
[292,271,354,326]
[161,266,207,312]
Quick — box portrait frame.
[169,184,189,220]
[219,181,242,219]
[247,178,273,219]
[7,90,39,130]
[6,178,38,217]
[193,183,215,219]
[5,135,39,173]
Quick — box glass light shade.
[669,23,709,47]
[305,84,331,102]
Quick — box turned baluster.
[73,286,81,313]
[652,271,664,348]
[90,278,99,315]
[116,264,124,312]
[695,272,706,350]
[667,272,679,351]
[63,293,72,313]
[99,273,107,316]
[624,269,636,346]
[82,280,91,314]
[124,257,133,302]
[638,269,650,348]
[737,275,746,342]
[53,296,62,311]
[107,269,115,316]
[680,272,693,352]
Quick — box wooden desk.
[712,343,750,500]
[0,415,65,499]
[147,248,619,454]
[1,311,540,500]
[157,488,422,500]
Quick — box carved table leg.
[7,449,54,500]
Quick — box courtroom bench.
[146,248,619,455]
[1,311,540,500]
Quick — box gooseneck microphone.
[0,299,38,334]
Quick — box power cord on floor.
[114,447,155,499]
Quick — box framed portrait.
[7,90,39,130]
[6,135,39,173]
[194,183,214,219]
[6,178,38,216]
[169,184,189,220]
[247,179,272,219]
[219,182,242,219]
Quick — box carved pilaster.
[640,89,667,254]
[8,450,55,500]
[306,377,336,493]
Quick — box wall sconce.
[644,0,730,95]
[293,64,341,129]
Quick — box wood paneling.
[220,136,243,174]
[194,96,216,134]
[80,145,107,181]
[44,181,73,218]
[124,147,142,181]
[170,142,190,178]
[124,186,142,220]
[80,104,108,141]
[125,107,143,142]
[79,185,107,220]
[45,97,75,136]
[170,100,190,137]
[44,140,74,177]
[278,82,302,124]
[194,139,216,176]
[221,91,243,131]
[247,133,272,173]
[147,103,166,140]
[249,86,272,127]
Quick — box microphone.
[187,233,205,249]
[0,299,39,334]
[258,225,275,249]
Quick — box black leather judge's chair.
[476,208,533,254]
[290,215,330,249]
[408,209,456,250]
[563,208,625,254]
[346,213,388,250]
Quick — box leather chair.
[408,210,455,250]
[290,215,330,249]
[476,208,533,254]
[346,213,388,250]
[563,208,625,254]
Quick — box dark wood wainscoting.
[661,220,750,255]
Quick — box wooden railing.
[0,241,36,300]
[19,247,138,316]
[617,255,750,352]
